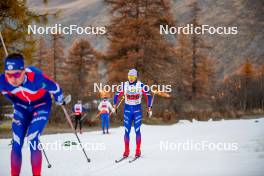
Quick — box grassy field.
[0,119,104,139]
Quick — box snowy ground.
[1,118,264,176]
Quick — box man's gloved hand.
[56,95,66,106]
[56,100,65,106]
[147,107,152,118]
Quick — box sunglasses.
[128,76,137,79]
[6,72,22,79]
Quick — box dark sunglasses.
[6,72,22,79]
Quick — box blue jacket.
[0,66,63,107]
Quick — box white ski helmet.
[128,68,137,77]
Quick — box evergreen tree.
[67,39,100,101]
[105,0,175,85]
[48,34,65,81]
[0,0,50,64]
[188,1,214,99]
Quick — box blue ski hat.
[4,53,24,71]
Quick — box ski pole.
[0,31,8,56]
[150,91,156,108]
[110,96,124,117]
[61,105,91,162]
[39,142,52,168]
[80,113,87,122]
[150,90,170,108]
[147,91,156,118]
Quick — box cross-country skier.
[0,53,65,176]
[113,68,152,158]
[71,100,86,134]
[98,94,114,134]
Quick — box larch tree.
[239,58,255,110]
[257,64,264,109]
[174,33,193,100]
[0,0,51,65]
[188,1,215,99]
[47,34,65,81]
[67,39,100,101]
[105,0,175,86]
[33,37,48,70]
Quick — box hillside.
[27,0,264,78]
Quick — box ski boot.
[135,149,141,158]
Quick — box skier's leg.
[74,116,78,131]
[134,110,142,157]
[100,114,105,133]
[123,109,132,157]
[27,105,51,176]
[79,117,82,133]
[106,114,110,133]
[11,108,28,176]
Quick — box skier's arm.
[108,101,114,111]
[41,74,64,105]
[82,105,88,113]
[107,101,115,114]
[98,102,103,111]
[113,84,124,106]
[142,83,153,118]
[141,83,152,108]
[82,106,87,117]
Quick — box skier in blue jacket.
[0,53,64,176]
[113,69,152,158]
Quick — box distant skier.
[98,94,114,134]
[113,68,152,158]
[0,53,65,176]
[71,100,86,134]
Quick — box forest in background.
[0,0,263,126]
